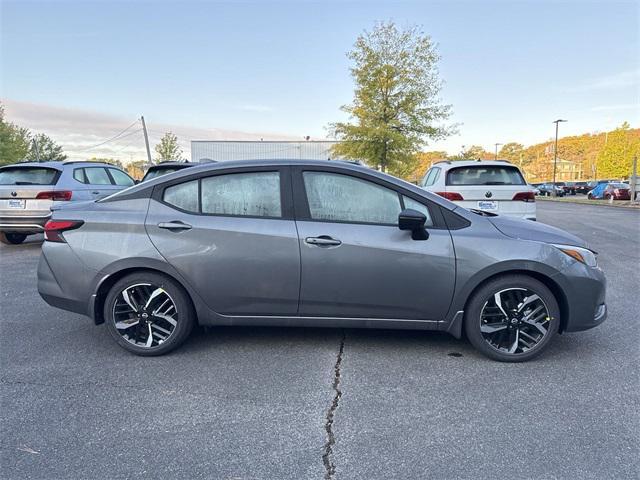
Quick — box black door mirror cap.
[398,208,429,240]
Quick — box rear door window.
[201,172,281,217]
[446,166,525,186]
[0,167,60,185]
[84,167,112,185]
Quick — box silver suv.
[0,161,134,244]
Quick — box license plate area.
[8,199,26,209]
[477,200,498,211]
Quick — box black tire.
[0,232,27,245]
[104,272,195,356]
[464,275,560,362]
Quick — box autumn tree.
[155,132,183,162]
[88,157,123,168]
[449,145,493,160]
[596,122,640,178]
[24,133,67,162]
[329,21,453,175]
[498,142,525,164]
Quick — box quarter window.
[421,167,441,187]
[73,168,87,183]
[402,196,433,227]
[108,168,134,186]
[201,172,281,217]
[164,180,198,212]
[303,172,401,224]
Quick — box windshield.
[0,166,60,185]
[143,167,183,181]
[446,166,525,186]
[610,183,629,189]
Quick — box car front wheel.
[0,232,27,245]
[464,275,560,362]
[104,272,195,356]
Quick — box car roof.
[431,160,517,170]
[147,162,195,169]
[1,161,125,170]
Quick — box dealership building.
[190,140,342,162]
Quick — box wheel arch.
[92,264,201,325]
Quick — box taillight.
[44,220,84,242]
[36,190,73,201]
[435,191,464,201]
[512,191,535,202]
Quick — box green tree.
[450,145,493,160]
[0,103,31,165]
[24,133,67,162]
[596,122,640,179]
[88,157,123,168]
[498,142,525,164]
[155,132,183,161]
[329,21,453,175]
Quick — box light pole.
[494,143,502,161]
[552,119,567,197]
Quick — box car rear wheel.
[104,272,195,356]
[0,232,27,245]
[464,275,560,362]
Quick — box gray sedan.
[37,160,606,361]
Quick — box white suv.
[420,160,536,220]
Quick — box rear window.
[144,167,182,181]
[0,166,60,185]
[446,166,525,186]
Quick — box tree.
[24,133,67,162]
[0,103,31,165]
[88,157,123,168]
[407,150,448,182]
[498,142,525,164]
[450,145,493,160]
[596,122,640,179]
[329,21,453,175]
[155,132,183,161]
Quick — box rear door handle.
[158,221,192,231]
[91,191,100,195]
[305,236,342,247]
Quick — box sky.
[1,0,639,162]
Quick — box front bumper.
[556,262,607,332]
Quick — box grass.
[537,195,640,209]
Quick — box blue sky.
[1,0,638,161]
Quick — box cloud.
[568,69,640,93]
[2,99,295,162]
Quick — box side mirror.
[398,208,429,240]
[134,179,141,184]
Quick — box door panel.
[146,200,300,315]
[296,221,455,320]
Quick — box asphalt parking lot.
[1,202,638,479]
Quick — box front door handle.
[305,235,342,247]
[91,191,100,195]
[158,221,192,231]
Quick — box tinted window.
[73,168,87,183]
[446,166,525,186]
[144,167,182,181]
[108,168,134,186]
[164,180,198,212]
[0,167,59,185]
[84,167,112,185]
[201,172,281,217]
[303,172,401,224]
[402,196,433,227]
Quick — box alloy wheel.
[480,288,551,355]
[112,283,178,348]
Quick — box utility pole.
[552,119,567,197]
[631,155,638,204]
[140,116,153,166]
[494,143,502,161]
[33,137,41,162]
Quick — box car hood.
[488,215,588,248]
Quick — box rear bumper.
[0,213,50,233]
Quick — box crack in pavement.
[322,331,345,480]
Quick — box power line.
[76,119,140,152]
[111,129,144,153]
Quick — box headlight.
[553,244,598,267]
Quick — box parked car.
[587,183,608,199]
[0,161,135,244]
[38,159,606,362]
[141,161,198,182]
[529,184,540,196]
[420,160,536,220]
[574,181,590,194]
[603,182,631,200]
[560,182,577,195]
[537,183,565,197]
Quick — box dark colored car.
[537,183,565,197]
[561,182,577,195]
[574,181,590,194]
[37,159,606,362]
[603,183,631,200]
[141,161,197,182]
